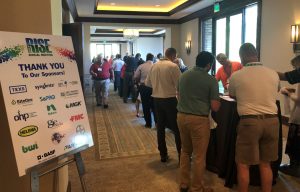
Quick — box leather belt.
[240,114,277,119]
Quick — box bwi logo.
[22,143,38,153]
[25,38,52,56]
[47,104,57,115]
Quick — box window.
[202,18,213,53]
[90,43,120,61]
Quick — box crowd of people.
[89,44,300,192]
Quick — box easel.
[30,144,89,192]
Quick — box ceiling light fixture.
[110,3,116,6]
[123,29,139,41]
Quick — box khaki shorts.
[235,117,279,165]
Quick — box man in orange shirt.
[216,53,242,91]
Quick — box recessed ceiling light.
[110,3,116,6]
[155,5,160,7]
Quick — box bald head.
[216,53,230,66]
[239,43,258,65]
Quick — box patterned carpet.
[92,90,176,160]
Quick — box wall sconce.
[185,40,191,55]
[291,24,300,52]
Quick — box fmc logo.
[25,38,52,56]
[70,114,84,122]
[18,125,38,137]
[9,85,27,94]
[47,104,57,115]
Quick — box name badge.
[98,68,102,72]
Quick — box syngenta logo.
[47,104,57,115]
[35,83,54,90]
[22,143,38,153]
[9,85,27,94]
[18,125,38,137]
[66,101,81,108]
[25,38,52,56]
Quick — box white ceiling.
[74,0,215,19]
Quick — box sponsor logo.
[47,104,57,115]
[76,124,86,135]
[9,85,27,94]
[47,119,63,129]
[51,132,65,144]
[22,143,38,153]
[58,80,79,88]
[61,90,79,98]
[34,83,54,90]
[70,114,84,122]
[18,125,38,137]
[11,98,33,106]
[14,110,37,122]
[66,101,81,108]
[37,149,55,161]
[40,95,55,102]
[25,38,52,56]
[64,143,75,150]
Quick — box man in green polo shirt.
[177,51,220,192]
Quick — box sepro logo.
[14,110,37,122]
[22,143,38,153]
[70,114,84,122]
[11,98,33,106]
[66,101,81,109]
[34,83,54,90]
[47,104,57,115]
[47,119,63,129]
[40,95,55,102]
[9,85,27,94]
[25,38,52,56]
[18,125,38,137]
[37,149,55,161]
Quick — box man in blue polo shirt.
[177,51,220,192]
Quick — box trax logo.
[66,101,81,108]
[40,95,55,102]
[70,114,84,122]
[14,110,37,122]
[22,143,38,153]
[9,85,27,94]
[64,143,75,150]
[37,149,55,161]
[18,125,38,137]
[47,104,57,115]
[25,38,52,56]
[35,83,54,90]
[11,98,33,106]
[47,119,63,129]
[51,132,65,144]
[76,124,85,134]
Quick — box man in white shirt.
[112,54,124,92]
[145,48,181,162]
[134,53,156,128]
[229,43,280,192]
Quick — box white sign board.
[0,31,93,176]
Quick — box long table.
[206,96,283,188]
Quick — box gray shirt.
[134,61,153,84]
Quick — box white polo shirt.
[228,62,279,116]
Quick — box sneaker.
[145,124,151,128]
[161,155,169,163]
[103,104,108,109]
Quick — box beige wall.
[0,0,52,34]
[260,0,300,115]
[179,18,199,68]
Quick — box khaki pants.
[177,113,210,192]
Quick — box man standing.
[90,54,113,108]
[229,43,280,192]
[123,56,137,103]
[216,53,242,91]
[134,53,156,128]
[112,54,124,92]
[145,48,181,162]
[177,51,220,192]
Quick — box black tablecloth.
[206,97,282,188]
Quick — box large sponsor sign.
[0,31,93,176]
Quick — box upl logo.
[25,38,52,56]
